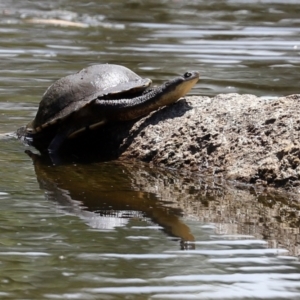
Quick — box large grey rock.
[117,93,300,190]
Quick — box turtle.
[25,64,199,153]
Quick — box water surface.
[1,0,300,299]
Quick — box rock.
[117,93,300,190]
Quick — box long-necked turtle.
[25,64,199,153]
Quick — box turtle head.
[156,71,199,106]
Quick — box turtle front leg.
[48,126,73,153]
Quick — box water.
[1,0,300,299]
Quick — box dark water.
[1,0,300,299]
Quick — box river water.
[1,0,300,299]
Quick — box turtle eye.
[184,72,192,78]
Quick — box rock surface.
[116,93,300,191]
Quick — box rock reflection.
[27,150,300,256]
[130,169,300,256]
[109,164,300,257]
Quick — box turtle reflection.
[26,151,195,250]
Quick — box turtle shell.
[27,64,151,132]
